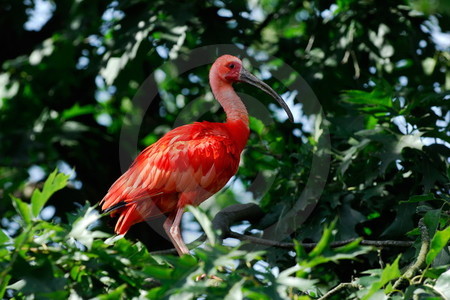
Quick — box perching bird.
[101,55,293,255]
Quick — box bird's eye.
[228,63,235,69]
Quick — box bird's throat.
[209,76,249,126]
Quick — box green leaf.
[361,256,401,300]
[11,195,32,224]
[143,266,173,280]
[97,284,127,299]
[0,275,11,299]
[62,103,96,120]
[249,116,265,135]
[379,132,424,173]
[434,269,450,299]
[68,204,109,249]
[276,264,317,295]
[0,230,10,245]
[9,257,67,295]
[309,219,336,258]
[277,275,316,292]
[342,84,393,108]
[380,256,401,282]
[423,209,442,238]
[293,239,307,260]
[31,169,69,218]
[187,205,217,246]
[224,279,244,300]
[400,193,437,203]
[382,203,416,237]
[426,225,450,265]
[334,238,363,252]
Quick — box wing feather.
[101,123,241,219]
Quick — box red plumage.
[101,55,292,255]
[101,120,248,234]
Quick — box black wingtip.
[102,201,128,214]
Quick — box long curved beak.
[239,68,294,122]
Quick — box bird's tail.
[101,192,177,235]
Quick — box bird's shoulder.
[129,122,240,176]
[140,122,237,156]
[162,121,232,142]
[101,122,242,211]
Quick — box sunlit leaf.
[11,195,31,225]
[31,169,70,218]
[0,275,11,299]
[0,229,10,245]
[309,219,336,258]
[224,279,244,300]
[96,284,127,299]
[426,226,450,265]
[277,264,316,291]
[434,269,450,299]
[62,103,96,120]
[360,256,401,300]
[68,204,109,249]
[249,116,265,136]
[342,84,392,108]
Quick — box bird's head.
[212,55,294,122]
[212,55,243,83]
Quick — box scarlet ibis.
[101,55,293,255]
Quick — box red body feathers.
[100,119,249,234]
[101,55,292,255]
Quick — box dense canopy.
[1,0,449,299]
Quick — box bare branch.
[149,203,414,255]
[212,203,264,241]
[228,231,414,249]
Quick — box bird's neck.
[210,75,249,127]
[210,73,250,151]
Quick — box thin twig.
[318,282,362,300]
[351,50,360,79]
[228,231,295,248]
[229,231,414,249]
[305,35,315,53]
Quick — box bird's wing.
[100,125,240,216]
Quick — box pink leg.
[163,208,189,256]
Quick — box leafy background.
[1,0,450,299]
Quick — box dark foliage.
[1,0,449,298]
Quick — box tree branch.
[393,218,429,290]
[228,231,414,249]
[212,203,264,241]
[149,203,414,255]
[318,282,362,300]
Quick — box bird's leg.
[163,209,222,281]
[163,208,189,256]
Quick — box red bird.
[101,55,293,255]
